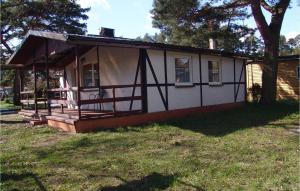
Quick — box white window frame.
[174,56,193,86]
[208,59,222,86]
[82,62,99,87]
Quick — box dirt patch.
[33,133,70,148]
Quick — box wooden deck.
[19,102,244,133]
[19,108,142,125]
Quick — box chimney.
[99,27,115,37]
[209,38,216,49]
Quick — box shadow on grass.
[0,172,47,191]
[0,120,27,124]
[165,103,299,137]
[88,103,298,137]
[99,172,204,191]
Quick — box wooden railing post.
[75,46,81,119]
[33,63,38,116]
[112,87,116,116]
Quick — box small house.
[6,29,249,132]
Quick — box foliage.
[0,0,90,87]
[136,33,167,43]
[279,34,300,55]
[0,103,299,190]
[0,100,20,109]
[249,83,262,103]
[151,0,292,103]
[150,0,262,53]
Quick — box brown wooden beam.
[243,60,248,103]
[45,39,51,115]
[235,61,245,102]
[75,46,81,119]
[129,52,141,111]
[140,49,148,113]
[233,58,236,102]
[96,46,102,110]
[33,63,38,115]
[20,69,24,109]
[164,50,169,110]
[145,50,167,110]
[199,53,203,106]
[81,96,142,105]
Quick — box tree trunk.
[260,43,279,104]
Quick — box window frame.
[174,56,193,86]
[208,59,222,86]
[81,62,100,88]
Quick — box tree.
[0,0,90,104]
[279,34,300,55]
[152,0,291,104]
[136,33,167,43]
[151,0,255,52]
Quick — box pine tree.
[0,0,90,104]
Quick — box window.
[297,66,300,80]
[208,61,221,83]
[83,63,99,87]
[175,57,191,83]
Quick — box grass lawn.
[0,101,20,110]
[0,102,299,190]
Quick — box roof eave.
[5,30,68,65]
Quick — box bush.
[249,83,262,103]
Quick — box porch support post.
[20,69,24,109]
[140,49,148,113]
[33,63,38,116]
[14,68,21,105]
[63,67,67,88]
[75,45,81,119]
[96,45,101,110]
[45,39,51,115]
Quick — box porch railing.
[21,85,143,119]
[79,85,143,119]
[20,90,47,110]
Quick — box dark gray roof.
[6,30,253,66]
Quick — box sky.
[79,0,300,39]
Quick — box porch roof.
[6,30,253,66]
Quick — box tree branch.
[260,0,273,13]
[269,0,290,35]
[250,0,271,43]
[0,35,14,54]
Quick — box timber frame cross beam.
[234,61,246,102]
[129,49,168,112]
[144,49,168,111]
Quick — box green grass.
[0,101,20,109]
[0,103,299,190]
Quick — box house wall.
[146,52,245,112]
[64,46,246,112]
[246,60,299,100]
